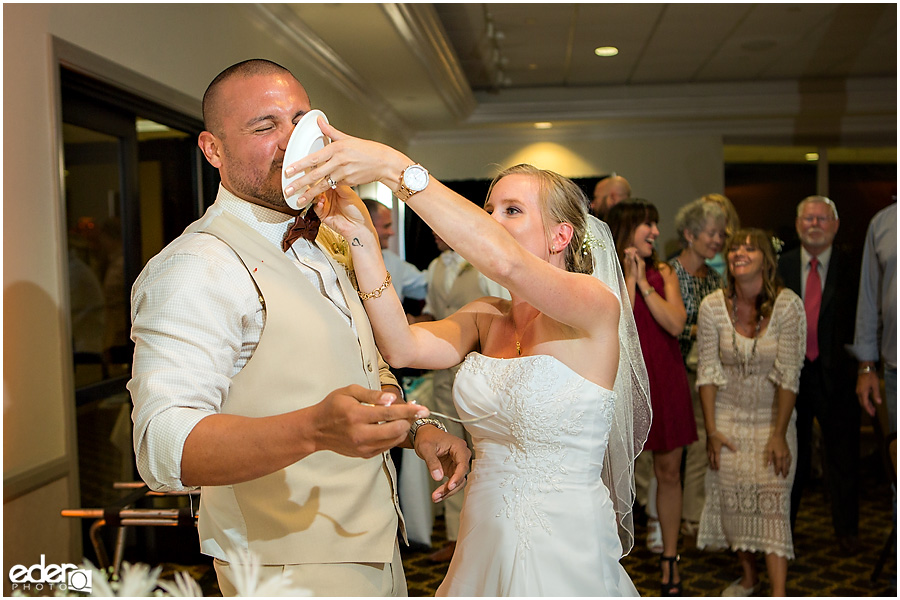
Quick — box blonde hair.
[486,164,593,274]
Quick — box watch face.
[404,165,429,192]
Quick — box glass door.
[60,68,215,566]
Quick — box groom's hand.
[413,427,471,502]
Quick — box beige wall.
[2,2,406,578]
[412,133,725,253]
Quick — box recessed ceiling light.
[534,122,553,130]
[594,46,618,57]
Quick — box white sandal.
[721,578,759,597]
[646,518,664,554]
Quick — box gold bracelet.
[358,271,392,301]
[641,287,655,298]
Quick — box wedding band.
[327,176,337,190]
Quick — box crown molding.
[465,78,897,125]
[409,112,896,148]
[381,3,476,121]
[249,3,412,140]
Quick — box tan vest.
[195,211,401,564]
[428,257,486,320]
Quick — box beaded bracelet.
[358,271,392,301]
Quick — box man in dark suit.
[778,195,861,554]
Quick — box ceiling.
[252,3,897,149]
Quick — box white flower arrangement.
[12,549,309,597]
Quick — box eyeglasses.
[800,215,835,225]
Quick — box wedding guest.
[696,229,805,597]
[608,198,695,596]
[362,198,427,307]
[669,198,727,543]
[851,202,897,434]
[701,193,741,277]
[778,196,860,553]
[591,174,631,219]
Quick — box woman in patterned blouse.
[668,199,727,541]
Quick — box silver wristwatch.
[410,416,447,440]
[396,164,430,202]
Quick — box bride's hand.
[284,118,411,203]
[312,185,371,240]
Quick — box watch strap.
[397,164,428,202]
[410,417,447,439]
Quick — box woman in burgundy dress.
[608,199,697,596]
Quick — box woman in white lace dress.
[695,228,805,596]
[283,122,651,595]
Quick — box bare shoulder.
[581,272,621,312]
[457,295,510,315]
[657,261,680,280]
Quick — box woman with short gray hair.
[669,198,728,544]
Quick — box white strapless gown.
[436,353,638,597]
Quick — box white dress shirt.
[382,248,427,302]
[422,251,509,315]
[129,186,357,491]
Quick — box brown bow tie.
[282,210,321,251]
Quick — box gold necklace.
[513,312,540,356]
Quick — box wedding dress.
[435,217,649,597]
[435,353,639,597]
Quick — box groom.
[129,59,470,596]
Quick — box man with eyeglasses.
[777,195,861,554]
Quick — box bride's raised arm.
[311,184,484,371]
[285,120,614,336]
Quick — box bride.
[285,121,651,596]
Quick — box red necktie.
[281,210,321,252]
[805,257,821,361]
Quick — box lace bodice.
[437,353,638,596]
[696,289,805,395]
[453,353,615,551]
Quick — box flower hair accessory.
[582,228,605,255]
[771,236,784,255]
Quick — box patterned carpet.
[79,412,896,597]
[401,448,896,597]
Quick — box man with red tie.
[777,195,861,554]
